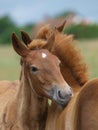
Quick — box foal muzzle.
[51,85,73,107]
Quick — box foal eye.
[30,65,39,73]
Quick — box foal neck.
[17,67,48,130]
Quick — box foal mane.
[54,33,89,86]
[35,24,52,40]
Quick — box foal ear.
[56,20,66,32]
[43,33,55,51]
[12,33,29,57]
[21,31,32,45]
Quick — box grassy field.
[0,45,20,80]
[0,39,98,80]
[77,39,98,78]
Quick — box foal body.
[0,32,72,130]
[0,45,48,130]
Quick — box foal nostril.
[58,90,63,99]
[57,88,73,99]
[58,90,66,99]
[69,92,73,97]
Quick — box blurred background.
[0,0,98,80]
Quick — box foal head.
[12,32,73,107]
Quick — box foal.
[0,32,73,130]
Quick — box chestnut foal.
[0,32,72,130]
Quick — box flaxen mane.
[34,25,89,89]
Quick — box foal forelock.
[28,39,47,50]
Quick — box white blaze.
[42,52,47,58]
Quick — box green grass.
[0,40,98,80]
[0,45,20,80]
[77,39,98,79]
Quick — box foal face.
[24,49,73,107]
[12,33,73,107]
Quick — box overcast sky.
[0,0,98,25]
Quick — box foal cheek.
[36,75,46,85]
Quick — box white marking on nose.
[42,52,47,58]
